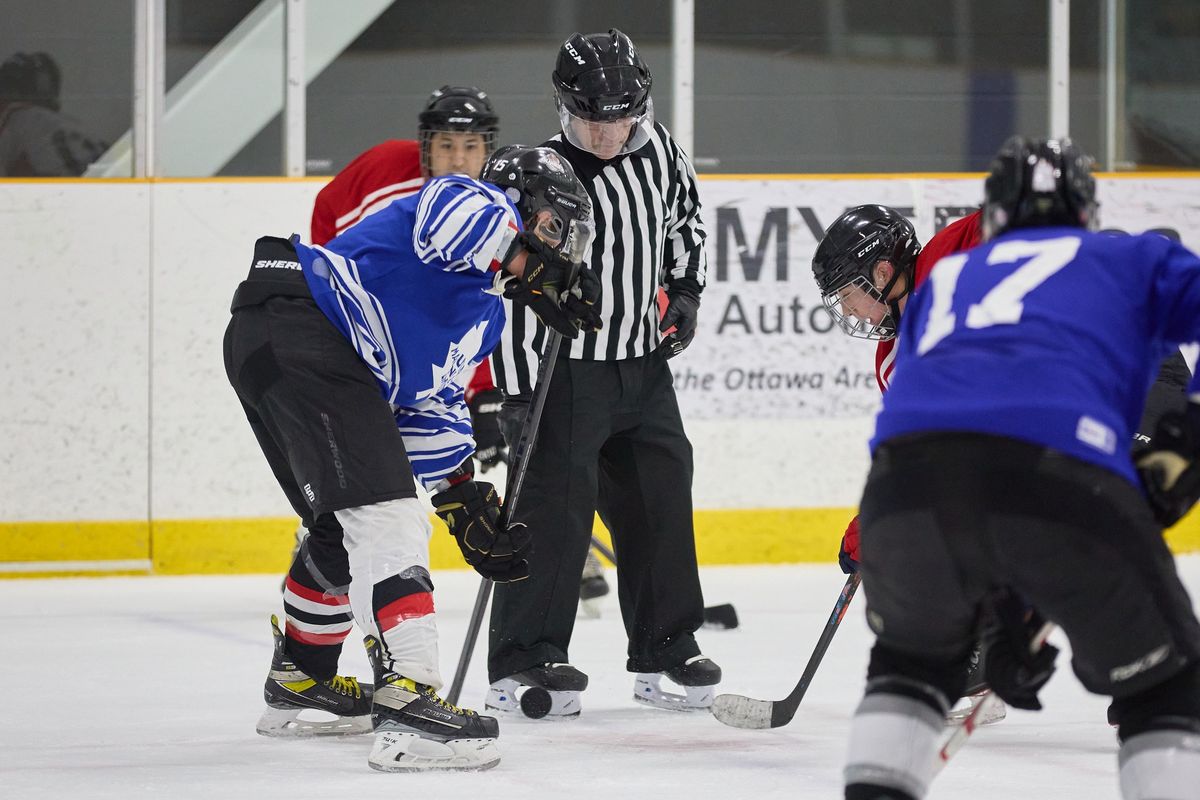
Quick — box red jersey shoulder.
[912,209,982,290]
[874,209,982,392]
[311,140,424,245]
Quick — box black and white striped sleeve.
[661,137,707,293]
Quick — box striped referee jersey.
[493,122,708,395]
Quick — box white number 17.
[915,236,1082,356]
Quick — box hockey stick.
[711,572,861,729]
[934,621,1055,772]
[588,536,740,629]
[446,330,564,706]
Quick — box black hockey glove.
[980,588,1058,711]
[468,388,507,473]
[656,282,701,360]
[504,233,603,338]
[432,478,530,582]
[1136,401,1200,528]
[562,261,604,334]
[497,395,530,455]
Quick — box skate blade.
[256,705,372,737]
[945,695,1007,727]
[633,674,715,711]
[368,730,500,772]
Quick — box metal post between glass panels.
[133,0,164,178]
[671,0,695,158]
[284,0,306,177]
[1049,0,1070,138]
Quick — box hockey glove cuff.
[432,479,530,582]
[1137,401,1200,528]
[981,589,1058,711]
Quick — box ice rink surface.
[7,556,1200,799]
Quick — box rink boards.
[2,173,1199,576]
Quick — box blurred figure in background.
[0,51,107,177]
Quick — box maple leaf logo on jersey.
[415,321,490,402]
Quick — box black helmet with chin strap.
[811,204,921,340]
[552,29,655,157]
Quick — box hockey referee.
[485,29,721,717]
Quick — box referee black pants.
[488,353,705,681]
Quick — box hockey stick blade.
[711,573,861,730]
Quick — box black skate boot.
[364,635,500,772]
[487,662,588,719]
[255,615,373,737]
[634,655,722,711]
[945,644,1006,727]
[579,548,610,618]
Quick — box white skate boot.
[487,662,588,719]
[634,655,721,711]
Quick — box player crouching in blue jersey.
[223,145,601,773]
[842,136,1200,800]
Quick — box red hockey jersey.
[874,209,982,392]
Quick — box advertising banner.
[673,176,1200,420]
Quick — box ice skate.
[486,662,588,719]
[946,690,1007,726]
[944,645,1006,726]
[634,655,721,711]
[578,548,610,619]
[255,615,373,737]
[365,635,500,772]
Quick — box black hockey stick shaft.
[446,331,564,705]
[773,572,860,725]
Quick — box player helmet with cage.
[481,144,594,266]
[811,204,921,340]
[982,136,1098,241]
[553,29,654,160]
[417,85,499,178]
[482,145,602,337]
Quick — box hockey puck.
[519,686,552,719]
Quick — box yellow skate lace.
[405,679,474,717]
[323,675,363,698]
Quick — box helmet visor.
[558,97,654,160]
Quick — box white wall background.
[2,176,1198,523]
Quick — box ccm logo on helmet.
[565,42,586,65]
[856,239,880,258]
[602,103,631,111]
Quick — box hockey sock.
[844,677,949,800]
[337,498,443,689]
[281,522,352,681]
[1118,729,1200,799]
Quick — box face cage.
[418,128,496,177]
[557,97,654,158]
[821,274,898,340]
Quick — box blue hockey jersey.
[295,175,520,489]
[873,227,1200,485]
